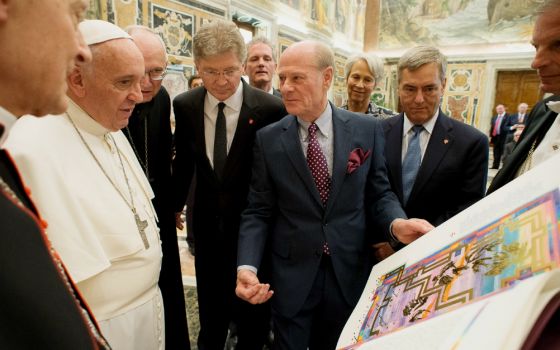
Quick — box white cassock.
[5,100,164,350]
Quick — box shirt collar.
[0,106,18,147]
[67,98,110,137]
[206,81,244,113]
[297,102,332,138]
[403,108,439,136]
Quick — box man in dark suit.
[488,0,560,194]
[171,20,286,350]
[124,26,190,350]
[0,1,109,348]
[245,37,282,97]
[504,102,528,144]
[236,40,433,350]
[489,104,511,169]
[383,45,488,228]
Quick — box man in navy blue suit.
[382,45,488,228]
[236,40,433,350]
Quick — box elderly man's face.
[531,10,560,95]
[398,62,445,125]
[196,51,243,101]
[245,42,276,89]
[82,39,144,131]
[131,30,167,103]
[6,0,91,116]
[518,104,528,114]
[278,44,332,122]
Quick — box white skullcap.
[79,19,131,46]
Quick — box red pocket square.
[347,148,371,174]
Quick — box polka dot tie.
[307,123,331,206]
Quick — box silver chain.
[66,113,137,214]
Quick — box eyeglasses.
[400,85,440,98]
[145,68,167,81]
[201,68,241,80]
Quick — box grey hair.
[193,20,246,64]
[310,40,334,70]
[246,36,277,63]
[536,0,560,14]
[344,53,385,82]
[398,45,447,83]
[124,25,168,61]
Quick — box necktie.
[492,115,503,137]
[307,123,331,206]
[518,114,524,123]
[213,102,227,179]
[402,125,423,205]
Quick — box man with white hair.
[6,20,164,349]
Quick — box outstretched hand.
[236,269,274,305]
[392,218,434,244]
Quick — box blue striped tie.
[402,125,423,205]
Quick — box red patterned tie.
[307,123,331,206]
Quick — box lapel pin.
[249,118,254,125]
[443,139,449,144]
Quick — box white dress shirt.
[401,109,439,163]
[204,82,244,168]
[297,103,334,176]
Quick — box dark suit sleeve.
[171,96,195,212]
[437,131,488,224]
[365,120,407,243]
[237,130,276,270]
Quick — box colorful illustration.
[343,190,560,349]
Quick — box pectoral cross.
[133,210,150,249]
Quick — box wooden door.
[494,70,543,115]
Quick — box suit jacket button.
[315,248,322,257]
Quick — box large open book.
[337,154,560,350]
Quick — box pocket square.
[347,148,371,174]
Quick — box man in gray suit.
[236,40,432,350]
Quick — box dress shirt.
[238,103,333,275]
[401,109,438,163]
[0,106,17,146]
[297,103,334,176]
[204,82,244,168]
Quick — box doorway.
[494,70,543,115]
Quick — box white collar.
[66,99,110,137]
[403,108,439,136]
[0,106,18,147]
[206,81,244,112]
[297,103,332,138]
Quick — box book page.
[338,153,560,350]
